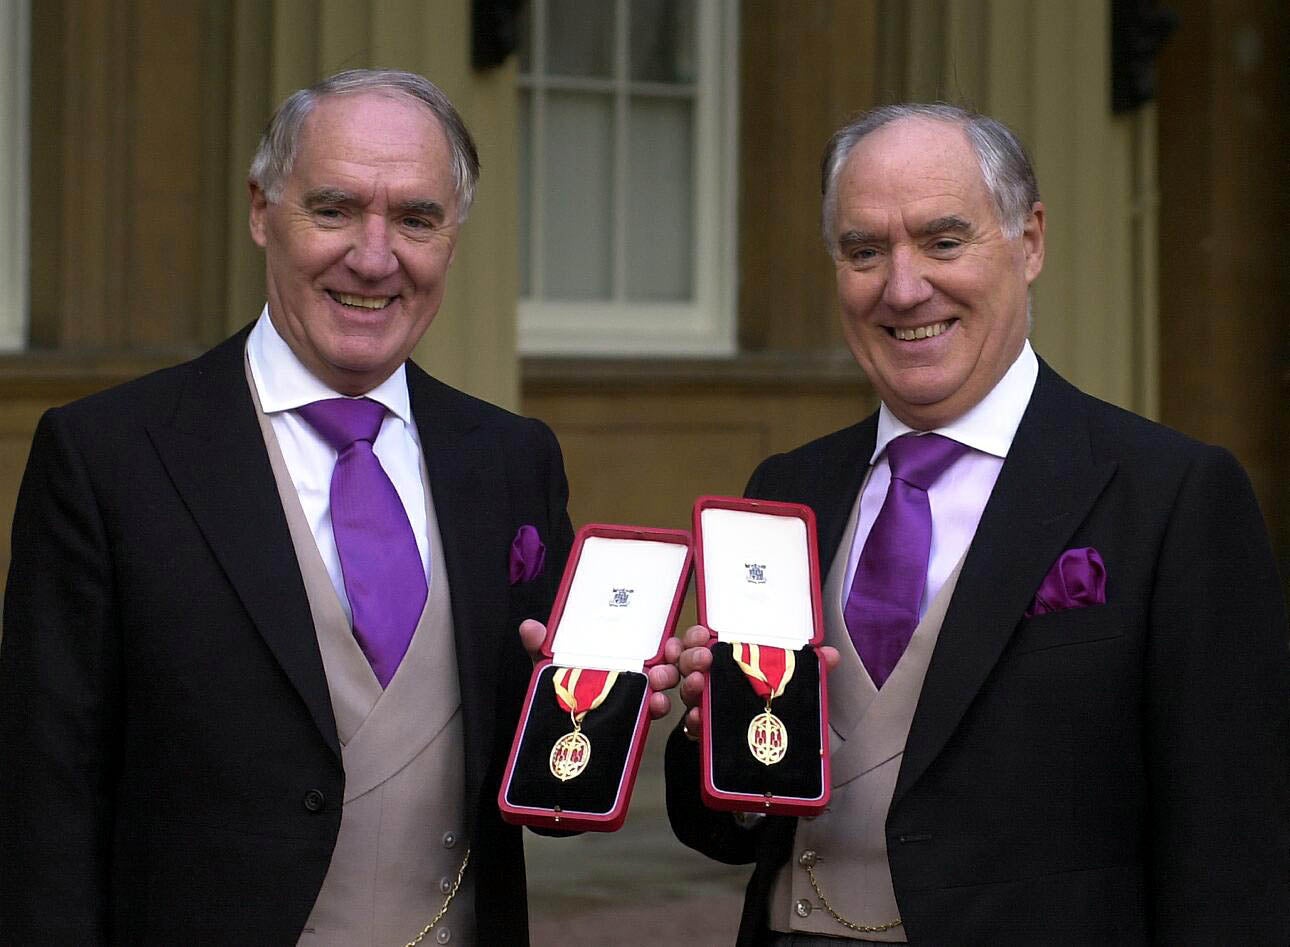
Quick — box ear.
[443,223,461,269]
[248,180,270,249]
[1022,201,1045,284]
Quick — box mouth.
[888,318,955,341]
[328,291,396,311]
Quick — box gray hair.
[249,69,480,223]
[820,103,1039,251]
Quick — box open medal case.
[499,524,693,831]
[693,497,831,816]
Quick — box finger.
[662,634,684,665]
[681,706,703,741]
[647,662,679,693]
[818,645,840,671]
[647,691,672,720]
[682,624,713,648]
[679,669,707,709]
[678,644,713,678]
[518,619,547,665]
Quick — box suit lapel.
[146,328,340,758]
[803,415,878,578]
[407,365,510,831]
[894,363,1117,806]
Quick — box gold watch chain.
[803,860,902,934]
[404,847,471,947]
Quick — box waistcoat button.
[302,789,325,812]
[795,899,812,918]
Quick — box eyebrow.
[836,214,975,248]
[300,189,447,223]
[913,215,975,238]
[301,187,356,207]
[837,228,879,247]
[395,198,447,223]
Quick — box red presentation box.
[499,524,693,832]
[693,496,831,817]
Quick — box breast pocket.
[1007,602,1130,656]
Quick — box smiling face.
[831,117,1045,430]
[249,91,460,395]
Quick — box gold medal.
[549,729,592,781]
[548,666,619,781]
[731,643,796,766]
[747,710,788,765]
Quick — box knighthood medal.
[549,666,619,781]
[731,642,795,766]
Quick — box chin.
[881,385,967,428]
[884,373,962,408]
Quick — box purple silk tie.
[297,398,427,688]
[844,432,968,688]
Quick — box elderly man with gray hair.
[666,104,1289,944]
[1,69,612,945]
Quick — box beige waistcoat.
[769,481,965,942]
[249,376,475,946]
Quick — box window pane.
[626,97,692,301]
[0,0,28,350]
[518,90,532,297]
[546,0,615,78]
[542,92,614,300]
[516,3,532,73]
[630,0,696,83]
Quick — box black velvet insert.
[506,666,648,815]
[708,642,824,800]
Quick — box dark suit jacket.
[0,326,574,945]
[667,361,1290,945]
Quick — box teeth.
[893,320,951,341]
[331,292,393,310]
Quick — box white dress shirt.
[246,307,431,623]
[840,341,1039,621]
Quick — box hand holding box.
[693,497,831,816]
[499,525,692,831]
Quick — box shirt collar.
[872,340,1038,463]
[246,305,413,423]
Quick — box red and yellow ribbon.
[552,667,620,726]
[731,643,795,703]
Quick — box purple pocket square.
[1025,547,1107,618]
[509,525,546,585]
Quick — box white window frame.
[0,0,29,351]
[518,0,739,357]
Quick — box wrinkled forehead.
[299,89,446,150]
[285,91,457,207]
[849,118,982,189]
[836,118,995,225]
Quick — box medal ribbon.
[552,667,620,725]
[731,643,795,703]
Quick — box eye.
[313,206,346,223]
[398,214,447,239]
[929,237,964,254]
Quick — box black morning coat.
[0,324,575,944]
[667,360,1290,945]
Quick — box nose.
[346,214,399,281]
[882,247,933,310]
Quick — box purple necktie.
[297,398,427,688]
[844,432,968,688]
